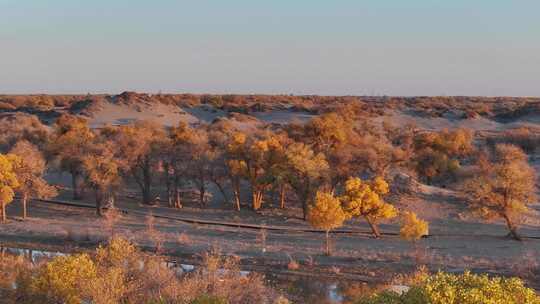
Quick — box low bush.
[356,271,540,304]
[0,237,286,304]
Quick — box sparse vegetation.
[0,93,539,301]
[0,238,285,304]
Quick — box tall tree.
[226,132,288,210]
[307,191,347,256]
[340,176,397,238]
[165,122,214,207]
[101,121,166,205]
[162,122,191,208]
[185,128,215,207]
[82,144,121,216]
[464,144,537,240]
[207,121,239,209]
[284,142,329,220]
[299,112,356,189]
[9,140,57,219]
[48,114,94,200]
[0,153,20,222]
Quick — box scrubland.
[1,92,540,303]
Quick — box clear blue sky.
[1,0,539,96]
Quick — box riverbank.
[1,197,540,292]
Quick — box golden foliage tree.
[303,112,352,153]
[284,142,329,219]
[299,112,357,189]
[0,153,20,222]
[340,176,397,238]
[413,128,474,184]
[400,211,429,242]
[224,132,249,210]
[166,123,218,207]
[307,191,347,255]
[82,145,121,216]
[48,114,94,200]
[163,122,196,208]
[464,144,537,240]
[225,131,287,210]
[101,121,166,205]
[9,140,57,219]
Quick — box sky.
[1,0,539,96]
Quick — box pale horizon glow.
[1,0,539,96]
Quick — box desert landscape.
[1,93,540,303]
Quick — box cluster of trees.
[1,110,410,220]
[307,176,428,255]
[0,108,537,241]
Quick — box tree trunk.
[95,189,103,216]
[174,186,182,208]
[279,184,286,209]
[71,171,83,200]
[22,194,28,219]
[142,188,152,205]
[234,191,241,211]
[232,179,241,211]
[142,159,153,205]
[367,219,381,238]
[167,187,173,207]
[252,190,263,210]
[503,214,522,241]
[301,190,309,221]
[1,203,5,222]
[165,165,173,207]
[213,180,229,205]
[325,230,331,256]
[199,184,206,207]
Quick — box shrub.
[356,271,540,304]
[30,254,97,304]
[399,211,429,242]
[1,238,287,304]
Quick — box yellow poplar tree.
[10,140,57,219]
[307,191,347,255]
[0,153,21,222]
[464,144,536,240]
[48,114,94,200]
[340,176,397,238]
